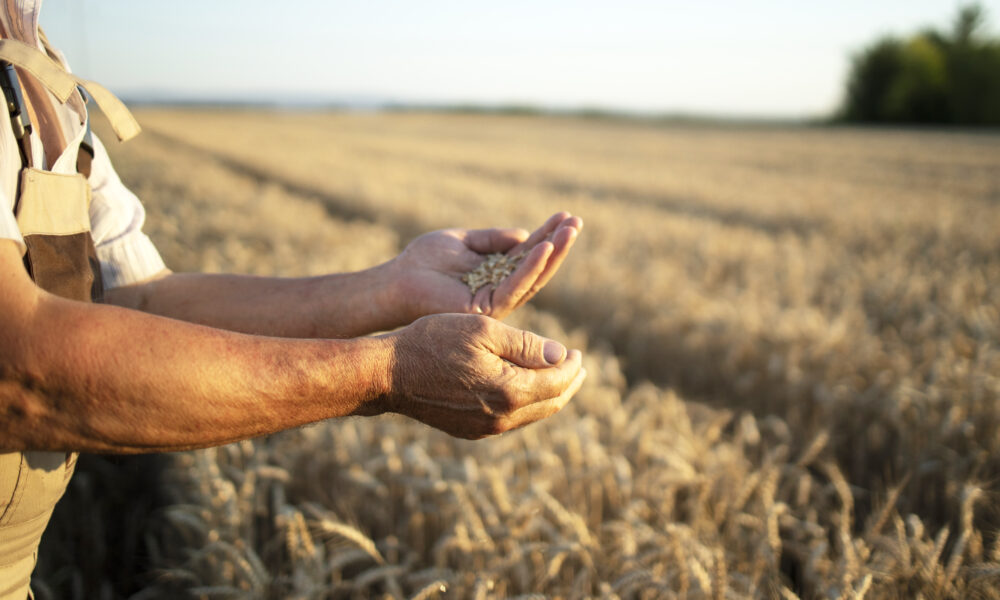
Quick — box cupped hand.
[377,313,586,439]
[391,212,582,321]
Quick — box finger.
[486,320,570,369]
[512,225,580,311]
[513,349,583,401]
[470,283,493,314]
[500,366,587,433]
[490,241,552,315]
[464,227,530,254]
[553,215,583,234]
[507,212,571,256]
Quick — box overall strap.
[0,38,75,101]
[74,77,141,142]
[0,37,141,142]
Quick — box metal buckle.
[0,60,31,140]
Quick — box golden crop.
[34,110,1000,599]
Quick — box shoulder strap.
[74,77,141,142]
[0,38,75,101]
[0,37,140,142]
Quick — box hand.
[391,212,582,321]
[376,313,586,439]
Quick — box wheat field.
[32,110,1000,599]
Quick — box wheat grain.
[461,251,525,294]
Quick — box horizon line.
[117,91,828,124]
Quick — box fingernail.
[543,341,566,365]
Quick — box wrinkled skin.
[373,313,586,439]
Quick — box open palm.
[393,212,582,321]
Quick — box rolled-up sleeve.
[87,134,166,289]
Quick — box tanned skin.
[0,213,586,453]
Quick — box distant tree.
[839,3,1000,125]
[945,5,1000,123]
[887,35,949,122]
[843,38,905,122]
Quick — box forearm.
[1,291,392,454]
[105,262,409,338]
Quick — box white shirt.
[0,0,165,289]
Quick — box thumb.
[489,322,567,369]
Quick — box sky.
[40,0,1000,119]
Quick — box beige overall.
[0,36,139,599]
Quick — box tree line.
[840,4,1000,125]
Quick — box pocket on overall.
[0,453,27,526]
[15,168,100,302]
[0,452,70,527]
